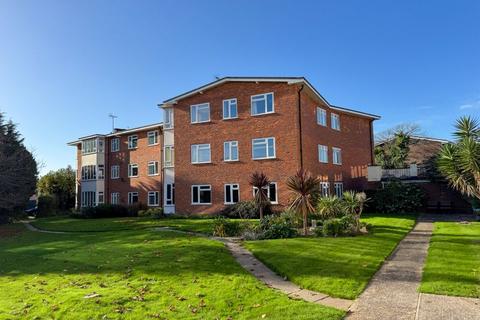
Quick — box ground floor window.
[148,191,159,206]
[128,192,139,204]
[192,185,211,205]
[166,183,175,205]
[320,182,330,197]
[224,184,240,204]
[111,192,120,204]
[81,191,96,207]
[334,182,344,198]
[98,192,104,204]
[253,182,278,204]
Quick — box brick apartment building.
[69,77,380,215]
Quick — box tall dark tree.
[0,112,38,223]
[375,131,412,169]
[249,172,270,220]
[37,166,76,211]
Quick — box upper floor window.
[81,165,96,180]
[223,98,238,119]
[224,141,239,161]
[332,147,342,165]
[148,161,159,176]
[318,145,328,163]
[98,139,104,153]
[191,144,211,164]
[164,108,174,129]
[191,103,210,123]
[253,182,278,204]
[81,139,97,155]
[191,185,212,205]
[317,107,327,126]
[331,113,340,130]
[98,165,105,180]
[252,137,275,160]
[111,138,120,152]
[147,131,158,145]
[251,93,274,115]
[111,165,120,179]
[164,145,174,167]
[224,183,240,204]
[128,163,139,177]
[320,182,330,197]
[334,182,344,198]
[128,192,138,204]
[128,135,138,149]
[148,191,160,206]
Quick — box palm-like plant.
[316,196,342,219]
[437,116,480,200]
[249,171,270,219]
[286,169,320,235]
[341,191,367,233]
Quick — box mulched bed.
[0,225,24,238]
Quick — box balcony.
[368,164,420,182]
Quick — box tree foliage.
[37,166,76,211]
[0,112,38,223]
[249,171,270,219]
[437,116,480,200]
[374,132,411,169]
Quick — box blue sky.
[1,0,479,175]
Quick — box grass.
[244,214,416,299]
[0,223,343,320]
[420,221,480,298]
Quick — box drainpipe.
[297,84,305,170]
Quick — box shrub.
[212,217,243,237]
[36,195,56,217]
[315,214,356,237]
[77,204,132,219]
[258,211,298,239]
[138,207,164,218]
[370,180,425,214]
[220,200,273,219]
[316,196,343,219]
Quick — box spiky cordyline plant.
[249,171,270,219]
[286,169,320,235]
[341,191,368,233]
[437,116,480,200]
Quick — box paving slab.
[417,293,480,320]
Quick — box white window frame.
[128,192,139,205]
[111,138,120,152]
[191,144,211,164]
[111,192,120,204]
[128,163,139,177]
[320,182,330,197]
[148,191,160,206]
[147,131,159,146]
[331,113,341,131]
[111,165,120,179]
[147,161,159,176]
[252,137,276,160]
[164,108,174,129]
[81,191,96,207]
[128,135,138,149]
[165,183,175,205]
[81,165,97,181]
[332,147,342,165]
[223,98,238,120]
[251,92,274,116]
[224,183,240,205]
[98,165,105,180]
[252,182,278,204]
[334,182,344,198]
[317,107,327,126]
[224,141,239,162]
[191,185,212,205]
[81,139,97,155]
[164,145,174,167]
[97,192,104,204]
[318,145,328,163]
[190,103,211,124]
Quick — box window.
[251,93,274,115]
[334,182,344,198]
[128,192,139,204]
[164,145,174,167]
[331,113,340,130]
[148,161,159,176]
[98,139,104,153]
[320,182,330,197]
[111,138,120,152]
[252,137,275,159]
[317,107,327,126]
[128,135,138,149]
[98,165,105,180]
[147,131,158,145]
[191,144,211,164]
[164,108,174,129]
[332,147,342,165]
[223,98,238,119]
[192,185,212,205]
[224,141,239,161]
[111,192,120,204]
[224,184,240,204]
[81,191,96,207]
[165,183,175,205]
[148,191,160,206]
[98,192,104,204]
[191,103,210,123]
[111,165,120,179]
[128,164,139,177]
[253,182,278,204]
[81,165,96,180]
[81,139,97,155]
[318,145,328,163]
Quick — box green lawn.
[0,223,343,320]
[244,214,416,299]
[420,221,480,298]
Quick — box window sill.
[224,159,239,162]
[191,203,212,206]
[251,112,275,117]
[148,173,160,176]
[191,162,212,165]
[163,165,174,168]
[223,117,239,121]
[191,120,211,125]
[148,143,159,146]
[147,204,160,207]
[252,157,276,161]
[128,176,139,178]
[128,147,138,150]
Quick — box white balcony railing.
[368,164,418,182]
